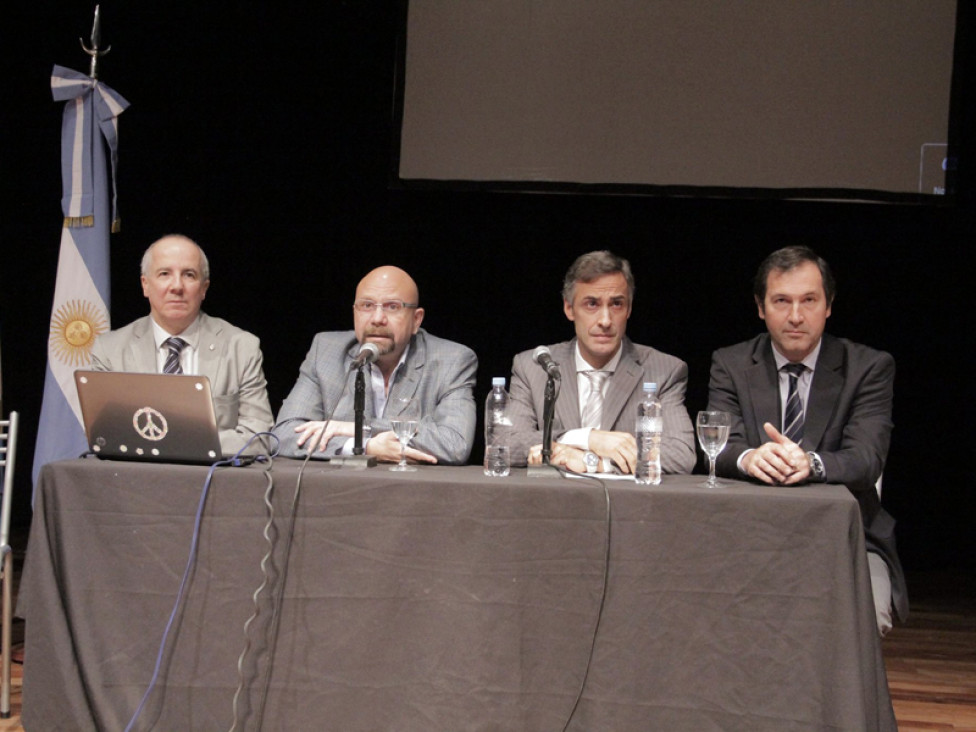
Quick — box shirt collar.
[150,315,200,351]
[771,338,822,373]
[573,341,623,374]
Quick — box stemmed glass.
[389,397,420,472]
[696,411,731,488]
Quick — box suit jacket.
[272,329,477,464]
[708,332,907,621]
[507,338,696,473]
[90,313,274,456]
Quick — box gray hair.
[140,235,210,281]
[561,250,635,303]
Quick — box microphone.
[350,342,380,370]
[532,346,561,380]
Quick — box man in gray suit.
[707,245,907,635]
[272,266,477,465]
[507,250,696,475]
[90,234,274,456]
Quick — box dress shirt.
[339,344,411,455]
[559,344,623,469]
[736,339,825,475]
[150,317,200,374]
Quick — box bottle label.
[636,416,662,432]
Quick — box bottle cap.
[643,382,658,392]
[492,377,506,387]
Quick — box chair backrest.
[0,412,18,550]
[1,411,19,719]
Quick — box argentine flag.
[32,66,129,486]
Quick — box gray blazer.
[90,312,274,456]
[272,329,477,464]
[707,332,907,621]
[506,338,696,473]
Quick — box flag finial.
[79,5,111,79]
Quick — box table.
[19,459,895,731]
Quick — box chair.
[0,411,19,719]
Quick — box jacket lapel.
[744,336,781,444]
[552,341,581,430]
[128,317,159,373]
[804,335,843,451]
[386,331,424,415]
[601,339,641,430]
[195,314,224,384]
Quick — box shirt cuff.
[736,448,753,475]
[559,427,592,450]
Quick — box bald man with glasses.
[272,266,478,465]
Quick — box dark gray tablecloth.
[19,459,895,731]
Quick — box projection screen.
[396,1,959,200]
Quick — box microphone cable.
[235,377,353,732]
[551,466,612,732]
[123,432,278,732]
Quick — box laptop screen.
[74,370,223,464]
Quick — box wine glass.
[389,397,420,472]
[697,411,731,488]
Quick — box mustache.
[364,327,393,338]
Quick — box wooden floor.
[0,567,973,731]
[884,570,976,731]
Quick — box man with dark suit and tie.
[90,234,274,455]
[707,245,907,635]
[507,250,696,475]
[272,265,477,465]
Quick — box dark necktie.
[163,337,188,375]
[782,362,805,445]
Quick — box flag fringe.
[63,215,94,228]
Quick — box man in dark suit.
[91,234,273,456]
[507,250,696,475]
[272,266,477,465]
[707,245,907,635]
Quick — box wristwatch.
[807,451,826,481]
[584,451,600,473]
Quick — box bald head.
[355,266,419,305]
[141,235,210,281]
[353,266,424,373]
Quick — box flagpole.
[80,5,111,80]
[32,8,129,491]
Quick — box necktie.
[581,371,609,430]
[163,337,188,375]
[782,363,805,445]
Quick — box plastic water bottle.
[484,377,511,477]
[635,382,662,485]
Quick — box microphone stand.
[331,365,377,469]
[528,373,561,478]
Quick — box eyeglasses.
[353,300,418,314]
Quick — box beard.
[363,328,397,356]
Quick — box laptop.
[74,370,224,464]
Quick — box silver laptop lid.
[74,370,223,464]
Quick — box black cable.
[553,467,613,732]
[124,432,276,732]
[250,377,352,731]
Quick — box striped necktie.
[581,371,609,430]
[782,363,805,445]
[163,337,188,375]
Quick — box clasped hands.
[741,422,810,485]
[294,420,437,464]
[527,429,637,474]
